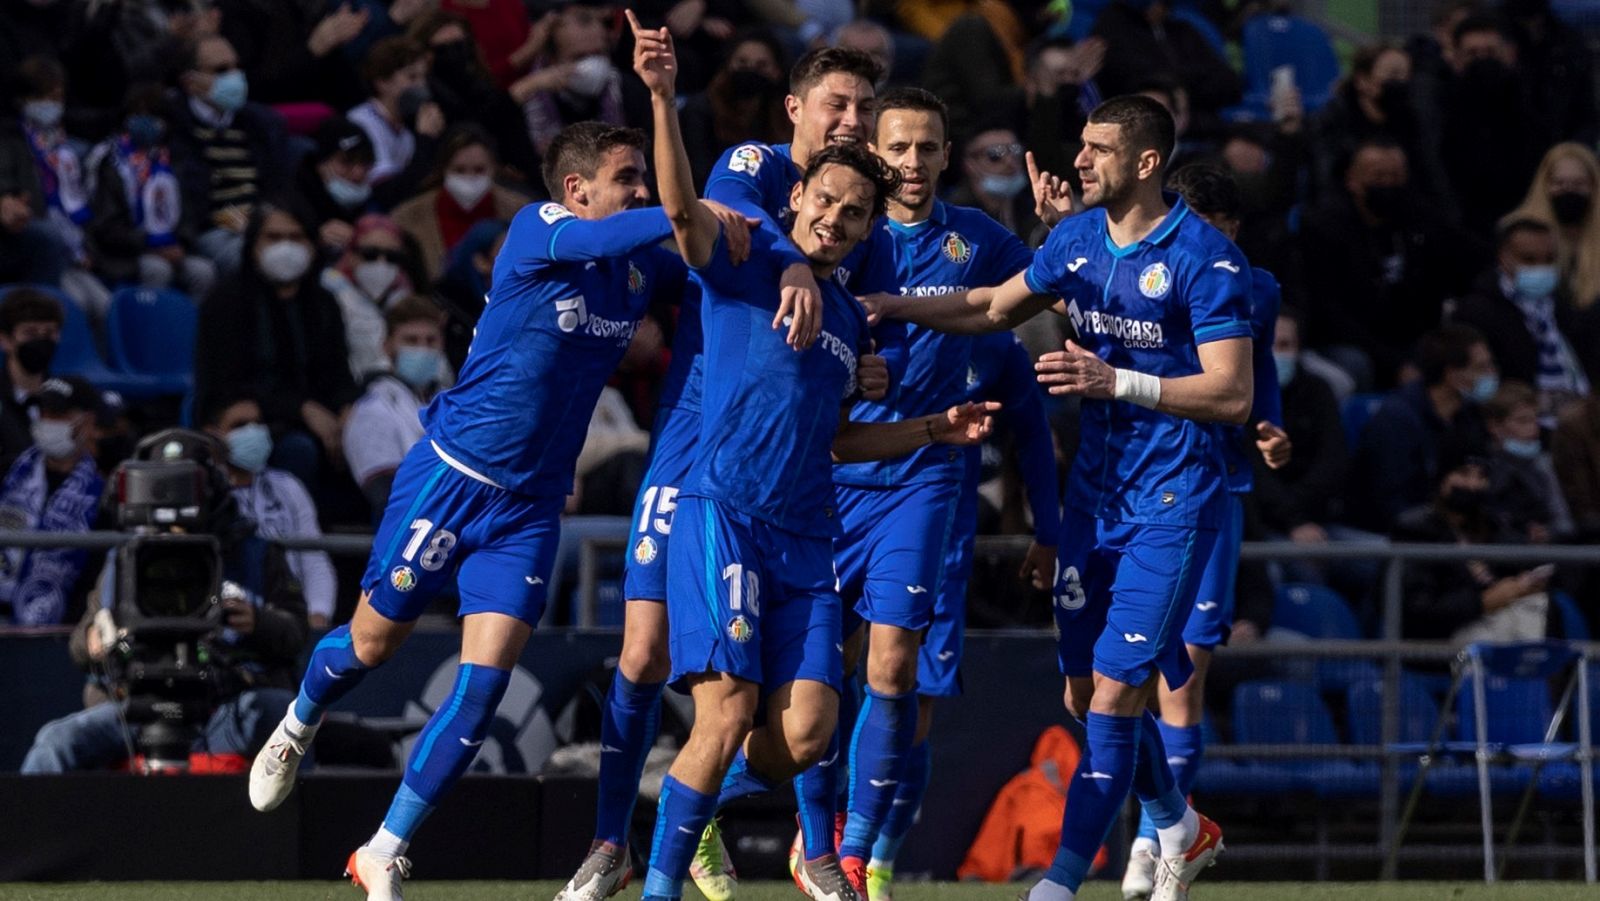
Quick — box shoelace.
[270,736,305,764]
[388,856,413,880]
[805,859,859,901]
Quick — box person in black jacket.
[1091,0,1241,137]
[291,116,376,259]
[194,202,358,492]
[1451,216,1588,424]
[0,288,66,475]
[20,429,310,772]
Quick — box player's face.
[873,108,948,213]
[788,163,878,268]
[788,73,877,157]
[1075,122,1156,210]
[577,146,650,219]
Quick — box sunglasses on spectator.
[970,143,1023,162]
[358,247,405,263]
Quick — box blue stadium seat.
[1230,14,1340,120]
[105,286,197,396]
[1340,391,1387,451]
[1232,679,1377,797]
[1273,583,1377,687]
[1552,590,1590,641]
[0,285,158,397]
[1170,6,1227,56]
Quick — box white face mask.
[444,173,492,210]
[31,419,77,459]
[354,259,400,299]
[258,240,312,283]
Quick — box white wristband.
[1113,368,1162,409]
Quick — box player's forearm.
[831,414,945,463]
[649,90,718,266]
[1147,367,1254,424]
[876,287,1028,334]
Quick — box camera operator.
[20,429,309,773]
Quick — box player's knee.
[866,646,918,695]
[618,638,670,684]
[786,720,833,769]
[350,626,401,667]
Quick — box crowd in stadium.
[0,0,1595,637]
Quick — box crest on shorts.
[941,231,971,264]
[627,261,646,295]
[727,145,763,176]
[390,565,417,592]
[727,615,753,643]
[633,536,658,565]
[1138,262,1172,299]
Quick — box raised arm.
[629,10,720,268]
[861,270,1062,335]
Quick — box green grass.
[0,882,1595,900]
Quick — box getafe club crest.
[633,536,658,565]
[727,615,753,643]
[1138,262,1172,299]
[627,261,646,295]
[390,565,417,592]
[942,231,971,264]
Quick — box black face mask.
[1376,80,1412,121]
[397,85,431,126]
[1443,486,1489,517]
[1363,184,1410,222]
[1463,58,1515,97]
[431,42,477,87]
[726,68,780,98]
[1551,191,1591,226]
[14,337,56,375]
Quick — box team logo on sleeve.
[627,261,647,295]
[1138,262,1172,298]
[390,566,417,592]
[538,202,574,224]
[941,231,971,264]
[727,615,754,643]
[633,536,658,565]
[727,145,764,175]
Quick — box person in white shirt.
[321,213,417,380]
[202,393,338,628]
[342,295,448,518]
[347,36,445,190]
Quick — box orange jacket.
[958,725,1110,882]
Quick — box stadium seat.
[1231,679,1377,797]
[1340,391,1387,451]
[1233,14,1341,119]
[0,285,159,397]
[1272,583,1377,688]
[1552,590,1591,641]
[105,286,197,396]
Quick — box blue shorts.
[1184,494,1244,649]
[834,480,962,633]
[1052,508,1217,690]
[917,511,977,698]
[362,441,564,625]
[666,496,843,694]
[622,406,700,602]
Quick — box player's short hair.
[362,36,428,89]
[1087,95,1176,172]
[1417,323,1487,386]
[801,142,901,221]
[1495,215,1554,250]
[875,86,949,143]
[789,47,882,99]
[385,295,445,334]
[541,122,646,201]
[0,287,63,335]
[1167,164,1242,221]
[1482,380,1537,422]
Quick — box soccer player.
[245,121,757,901]
[558,42,906,901]
[1119,163,1292,900]
[823,86,1054,888]
[865,328,1063,901]
[864,94,1254,901]
[629,16,994,901]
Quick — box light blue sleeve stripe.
[1024,265,1049,296]
[1194,321,1250,342]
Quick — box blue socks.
[293,624,372,725]
[595,673,664,846]
[717,747,780,808]
[643,775,718,900]
[383,662,510,842]
[840,686,918,860]
[795,730,841,859]
[871,738,931,864]
[1045,712,1140,893]
[1137,719,1204,842]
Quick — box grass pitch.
[0,882,1593,900]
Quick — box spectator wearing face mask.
[408,10,540,186]
[292,117,376,257]
[166,33,290,273]
[195,203,358,491]
[201,393,338,629]
[348,36,446,195]
[215,0,367,108]
[678,29,792,189]
[0,376,103,626]
[949,124,1040,244]
[510,0,623,156]
[85,82,216,299]
[1299,137,1483,388]
[322,214,421,380]
[1483,380,1572,543]
[391,124,527,282]
[1348,324,1496,533]
[0,288,65,474]
[1511,143,1600,383]
[342,296,448,517]
[1452,216,1588,425]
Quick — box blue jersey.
[965,331,1062,543]
[423,202,678,496]
[1024,196,1252,529]
[656,270,703,413]
[685,228,870,538]
[834,201,1034,488]
[1221,266,1284,494]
